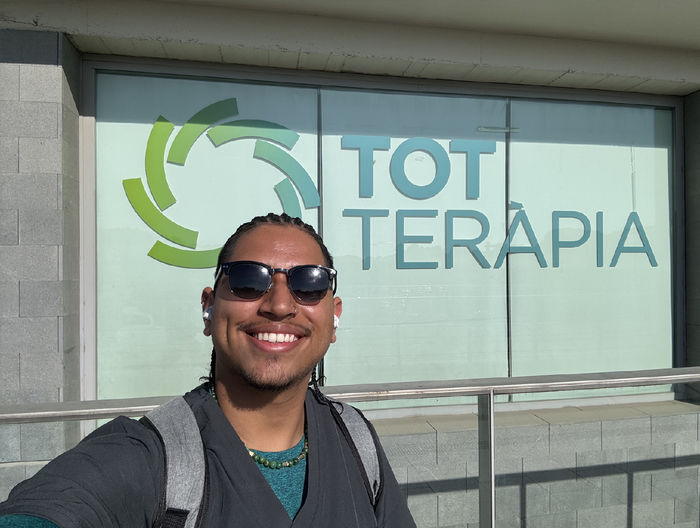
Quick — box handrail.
[1,366,699,425]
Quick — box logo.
[123,98,319,268]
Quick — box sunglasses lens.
[289,266,331,303]
[227,263,271,299]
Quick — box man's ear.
[201,287,214,337]
[331,297,342,344]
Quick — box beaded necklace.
[208,383,308,470]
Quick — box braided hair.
[206,212,334,391]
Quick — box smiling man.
[0,213,416,528]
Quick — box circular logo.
[123,97,319,268]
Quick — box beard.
[223,351,317,393]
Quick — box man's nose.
[259,273,296,318]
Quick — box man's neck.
[213,377,307,452]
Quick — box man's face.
[205,224,342,393]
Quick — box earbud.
[203,307,213,321]
[333,314,340,329]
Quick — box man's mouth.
[251,332,300,344]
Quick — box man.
[0,213,416,527]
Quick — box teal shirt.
[0,515,58,528]
[250,435,307,519]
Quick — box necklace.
[208,382,309,470]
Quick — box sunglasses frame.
[215,260,338,304]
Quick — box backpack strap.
[328,399,383,506]
[143,397,206,528]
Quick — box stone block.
[380,432,437,467]
[407,492,438,528]
[436,428,478,466]
[577,447,627,479]
[675,495,700,524]
[20,422,65,461]
[20,64,61,103]
[495,484,522,520]
[0,101,58,138]
[0,137,18,172]
[19,137,61,173]
[602,417,651,450]
[577,503,628,528]
[0,425,20,462]
[523,482,549,518]
[0,173,58,210]
[550,421,602,457]
[651,467,699,501]
[407,461,467,494]
[437,488,478,526]
[0,209,18,244]
[549,478,601,513]
[524,511,576,528]
[0,317,60,402]
[652,413,698,445]
[0,245,58,281]
[0,63,19,101]
[20,345,62,404]
[523,453,576,483]
[631,498,674,527]
[0,348,19,404]
[19,280,63,316]
[495,423,549,459]
[628,443,676,473]
[19,208,62,245]
[24,461,47,479]
[601,472,652,506]
[0,281,19,317]
[0,30,58,65]
[0,464,25,502]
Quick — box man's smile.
[252,332,300,343]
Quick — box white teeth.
[254,332,299,343]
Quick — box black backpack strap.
[142,397,206,528]
[328,399,383,506]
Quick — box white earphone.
[203,306,213,321]
[333,314,340,329]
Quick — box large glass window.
[94,71,674,401]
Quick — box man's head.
[201,213,342,393]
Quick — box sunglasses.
[215,260,337,304]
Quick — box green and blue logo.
[123,97,319,268]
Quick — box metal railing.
[2,366,700,528]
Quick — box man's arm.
[0,416,164,528]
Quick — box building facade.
[2,1,700,524]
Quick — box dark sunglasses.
[215,260,337,304]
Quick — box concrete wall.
[374,400,700,527]
[0,28,80,499]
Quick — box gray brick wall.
[0,29,80,497]
[373,399,700,527]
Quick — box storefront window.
[94,72,674,401]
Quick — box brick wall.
[0,28,80,498]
